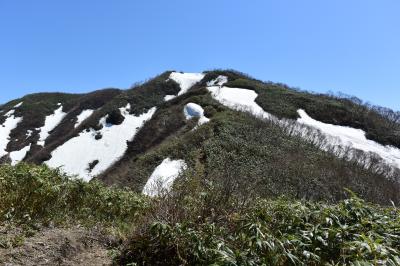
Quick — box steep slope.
[1,70,400,205]
[0,90,122,164]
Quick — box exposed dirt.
[0,226,113,266]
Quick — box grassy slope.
[195,69,400,148]
[118,192,400,265]
[99,75,400,205]
[2,71,400,264]
[0,163,148,227]
[0,163,149,263]
[2,69,399,181]
[225,77,400,148]
[1,69,398,206]
[0,164,399,265]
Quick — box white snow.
[0,110,23,158]
[14,102,23,108]
[9,144,31,165]
[142,158,187,197]
[164,72,205,101]
[45,104,156,181]
[37,105,67,146]
[207,75,228,87]
[164,95,176,101]
[26,130,33,138]
[208,86,271,119]
[207,78,400,170]
[74,109,94,128]
[297,109,400,169]
[184,103,209,126]
[5,109,16,117]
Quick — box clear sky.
[1,0,399,110]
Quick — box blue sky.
[1,0,399,110]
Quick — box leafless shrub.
[231,104,400,182]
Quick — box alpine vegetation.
[1,70,400,265]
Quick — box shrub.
[118,194,400,265]
[0,163,149,227]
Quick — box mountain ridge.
[1,70,400,205]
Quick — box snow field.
[164,72,205,101]
[142,158,187,197]
[207,76,400,170]
[75,109,95,128]
[9,144,31,165]
[0,110,23,158]
[45,104,157,181]
[297,110,400,169]
[37,104,67,146]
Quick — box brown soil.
[0,226,113,266]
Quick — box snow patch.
[5,109,16,117]
[75,109,94,128]
[14,102,23,108]
[184,103,209,126]
[142,158,187,197]
[207,81,400,170]
[37,105,67,146]
[297,109,400,169]
[208,86,271,119]
[9,144,31,165]
[164,95,176,101]
[45,104,157,181]
[164,72,205,101]
[207,75,228,87]
[26,130,33,138]
[0,110,23,158]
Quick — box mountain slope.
[1,163,399,265]
[1,70,400,204]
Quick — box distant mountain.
[1,70,400,204]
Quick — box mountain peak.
[1,70,399,205]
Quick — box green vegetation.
[0,163,149,227]
[223,76,400,148]
[118,193,400,265]
[104,92,400,205]
[1,92,82,153]
[8,92,81,131]
[1,163,399,265]
[1,69,400,264]
[84,71,180,130]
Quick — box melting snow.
[37,105,67,146]
[45,104,156,181]
[75,109,94,128]
[5,109,16,117]
[207,75,228,87]
[9,144,31,165]
[207,76,400,170]
[26,130,33,138]
[164,95,176,101]
[14,102,23,108]
[208,86,271,119]
[297,109,400,169]
[164,72,205,101]
[142,158,187,197]
[184,103,209,126]
[0,110,23,158]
